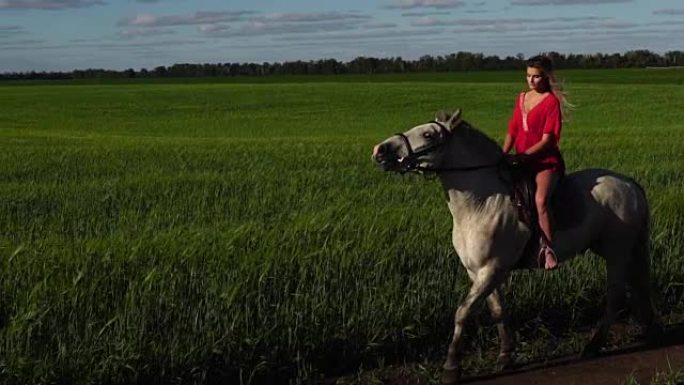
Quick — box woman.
[502,55,569,270]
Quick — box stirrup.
[538,245,558,270]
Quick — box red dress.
[507,92,564,174]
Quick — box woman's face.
[526,66,546,92]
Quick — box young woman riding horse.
[502,55,571,270]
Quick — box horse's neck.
[439,130,509,219]
[440,170,509,214]
[440,172,513,243]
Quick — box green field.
[1,69,683,384]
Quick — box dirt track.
[333,324,684,385]
[462,323,684,385]
[465,343,684,385]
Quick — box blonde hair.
[526,55,573,121]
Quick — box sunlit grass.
[0,69,683,384]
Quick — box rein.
[414,160,503,173]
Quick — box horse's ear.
[435,110,450,123]
[445,109,462,132]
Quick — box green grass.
[623,364,684,385]
[0,69,683,384]
[2,67,683,86]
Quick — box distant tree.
[4,50,684,80]
[417,55,436,72]
[623,50,660,67]
[664,50,684,66]
[153,66,168,77]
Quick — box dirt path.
[332,324,684,385]
[460,323,684,385]
[464,343,684,385]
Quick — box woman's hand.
[505,153,531,166]
[523,133,555,157]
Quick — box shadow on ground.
[463,322,684,385]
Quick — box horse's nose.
[373,144,383,157]
[372,143,387,162]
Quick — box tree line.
[2,50,683,80]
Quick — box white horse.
[372,110,661,384]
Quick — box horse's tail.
[627,178,659,329]
[627,177,650,267]
[632,178,650,253]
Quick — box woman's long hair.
[526,55,573,121]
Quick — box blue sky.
[0,0,682,72]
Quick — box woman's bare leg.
[535,169,559,270]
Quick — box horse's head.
[372,110,464,173]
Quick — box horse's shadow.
[462,322,684,382]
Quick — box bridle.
[392,120,504,173]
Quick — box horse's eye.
[422,132,433,139]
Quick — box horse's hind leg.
[486,286,515,370]
[582,250,628,358]
[627,240,663,343]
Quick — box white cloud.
[0,0,105,10]
[452,18,645,36]
[658,20,684,26]
[118,28,176,39]
[512,0,630,5]
[411,16,451,26]
[401,11,451,16]
[362,22,398,29]
[0,38,43,47]
[0,25,22,34]
[599,20,638,29]
[386,0,466,10]
[2,38,205,51]
[452,16,608,26]
[197,12,373,38]
[273,28,445,42]
[203,20,365,38]
[199,24,230,33]
[653,8,684,15]
[118,11,254,27]
[250,11,371,23]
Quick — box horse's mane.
[459,120,503,155]
[435,110,503,157]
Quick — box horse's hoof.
[580,345,600,359]
[496,353,514,371]
[441,367,461,385]
[644,323,665,345]
[581,331,606,359]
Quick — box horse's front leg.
[442,266,506,385]
[486,286,515,370]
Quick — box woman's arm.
[523,133,555,156]
[502,133,515,154]
[504,94,522,153]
